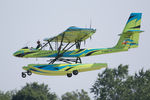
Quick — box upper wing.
[43,26,96,43]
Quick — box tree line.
[1,64,150,100]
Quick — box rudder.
[114,13,143,49]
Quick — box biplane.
[13,13,143,78]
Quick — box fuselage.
[13,13,143,59]
[13,47,128,58]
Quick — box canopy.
[43,26,96,43]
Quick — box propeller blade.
[90,18,92,28]
[84,40,86,45]
[90,36,92,40]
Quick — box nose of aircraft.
[13,51,22,57]
[13,51,18,57]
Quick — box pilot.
[36,40,42,49]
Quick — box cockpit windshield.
[22,47,29,49]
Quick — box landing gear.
[27,70,32,76]
[73,70,78,75]
[22,72,26,78]
[21,70,32,78]
[66,70,79,77]
[67,73,72,77]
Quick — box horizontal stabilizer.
[127,30,144,32]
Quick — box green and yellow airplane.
[13,13,143,78]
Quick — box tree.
[91,64,150,100]
[61,89,90,100]
[130,69,150,100]
[0,90,15,100]
[12,82,58,100]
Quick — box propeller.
[90,36,92,40]
[90,18,92,29]
[84,40,86,45]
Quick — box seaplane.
[13,13,143,78]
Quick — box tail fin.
[114,13,143,49]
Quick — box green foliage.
[61,89,90,100]
[12,82,58,100]
[131,69,150,100]
[0,91,10,100]
[0,90,15,100]
[91,64,150,100]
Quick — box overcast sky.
[0,0,150,98]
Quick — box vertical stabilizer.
[114,13,143,49]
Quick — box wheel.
[22,72,26,78]
[73,70,78,75]
[27,70,32,76]
[67,73,72,77]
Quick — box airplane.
[13,13,143,78]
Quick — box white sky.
[0,0,150,99]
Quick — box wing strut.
[48,42,53,51]
[49,33,89,64]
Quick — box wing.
[44,26,96,43]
